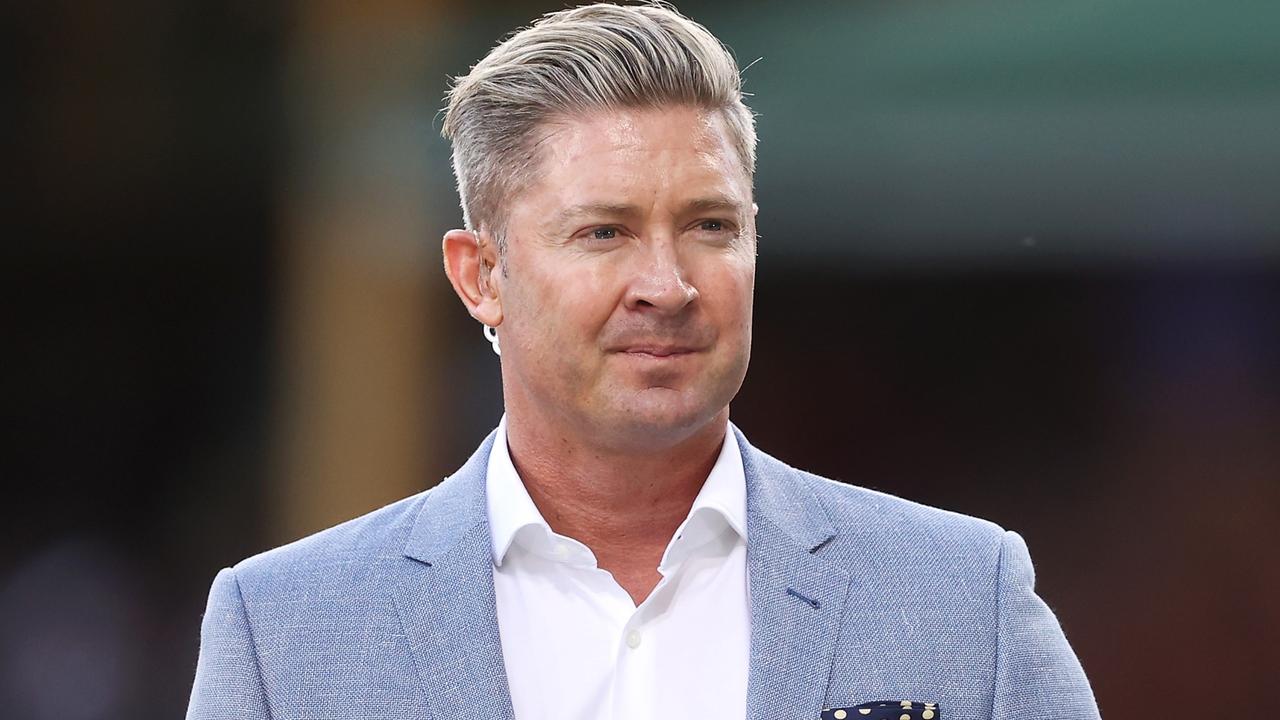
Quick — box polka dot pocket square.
[821,700,940,720]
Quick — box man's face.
[493,105,756,450]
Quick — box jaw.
[582,395,732,455]
[582,367,743,452]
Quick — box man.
[188,4,1100,719]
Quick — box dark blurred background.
[5,1,1279,717]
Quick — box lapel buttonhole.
[785,586,821,609]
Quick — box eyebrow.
[683,196,745,216]
[550,195,746,228]
[551,203,638,228]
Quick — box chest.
[492,540,750,720]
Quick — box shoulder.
[749,447,1009,576]
[226,488,433,599]
[218,428,493,600]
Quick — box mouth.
[617,345,700,359]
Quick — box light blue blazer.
[187,427,1100,720]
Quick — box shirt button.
[625,630,642,649]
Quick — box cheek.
[508,262,618,349]
[701,262,756,331]
[556,266,619,336]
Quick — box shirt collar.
[486,415,549,567]
[485,414,747,567]
[656,425,747,573]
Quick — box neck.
[502,407,729,603]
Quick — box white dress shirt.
[486,416,750,720]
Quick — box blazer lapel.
[392,431,516,720]
[388,424,853,720]
[737,426,854,720]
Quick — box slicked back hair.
[442,2,757,251]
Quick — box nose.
[623,238,699,313]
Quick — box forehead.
[520,105,751,213]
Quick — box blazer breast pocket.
[822,700,940,720]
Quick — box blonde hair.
[442,2,757,248]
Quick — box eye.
[694,219,739,238]
[591,227,618,240]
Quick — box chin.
[596,389,728,449]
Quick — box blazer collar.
[397,423,852,720]
[402,428,497,565]
[403,423,837,563]
[735,424,837,552]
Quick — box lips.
[620,345,697,357]
[607,329,713,358]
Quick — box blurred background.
[5,0,1279,717]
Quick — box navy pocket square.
[822,700,940,720]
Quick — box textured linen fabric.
[186,424,1101,720]
[487,416,749,720]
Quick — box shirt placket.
[610,531,713,720]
